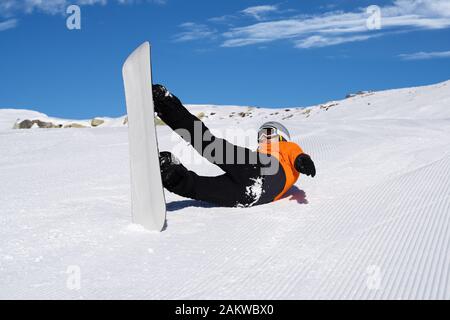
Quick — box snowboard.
[122,42,166,231]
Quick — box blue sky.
[1,0,450,119]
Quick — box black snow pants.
[157,100,285,207]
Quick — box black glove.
[159,151,186,189]
[152,84,183,117]
[294,153,316,177]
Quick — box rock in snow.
[91,118,105,127]
[0,80,449,299]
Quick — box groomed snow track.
[0,81,449,299]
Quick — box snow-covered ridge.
[1,79,450,299]
[2,79,449,131]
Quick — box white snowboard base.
[122,42,166,231]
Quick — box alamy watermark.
[367,5,382,30]
[168,121,280,176]
[366,265,382,290]
[66,5,81,30]
[63,4,382,32]
[66,265,81,290]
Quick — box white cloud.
[0,0,166,16]
[0,0,104,15]
[177,0,450,49]
[399,50,450,60]
[294,34,377,49]
[173,22,217,42]
[221,13,370,47]
[0,18,17,31]
[385,0,450,18]
[209,4,289,25]
[118,0,167,4]
[0,0,166,31]
[241,5,278,21]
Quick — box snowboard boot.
[159,151,187,190]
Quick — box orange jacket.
[258,141,304,201]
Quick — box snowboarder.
[153,84,316,207]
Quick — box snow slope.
[0,80,449,299]
[0,109,48,130]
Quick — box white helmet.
[258,121,290,143]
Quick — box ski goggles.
[258,127,279,142]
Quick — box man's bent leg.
[167,171,246,207]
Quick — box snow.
[0,80,449,299]
[0,109,47,130]
[242,177,264,207]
